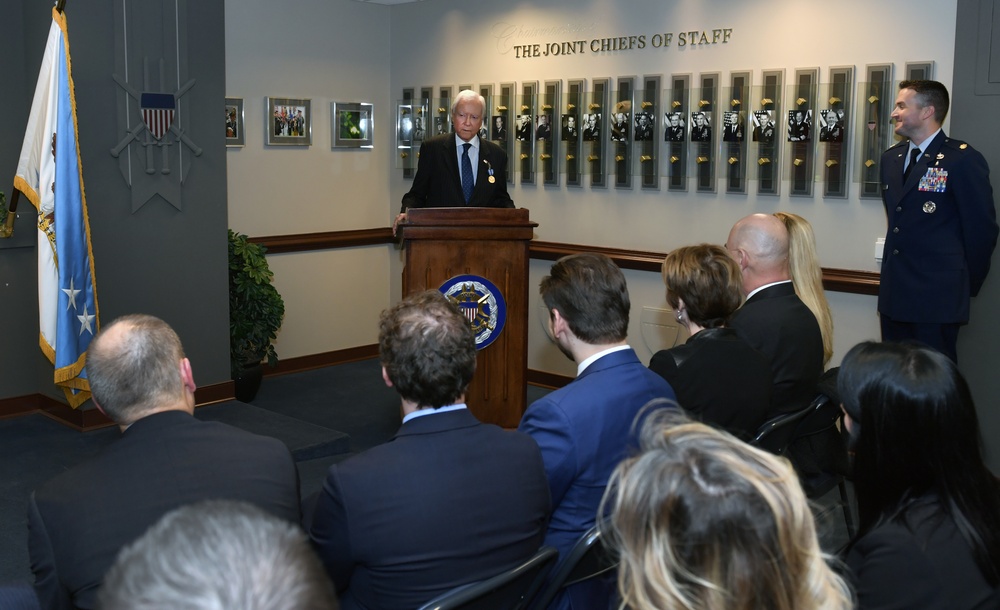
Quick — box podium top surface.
[405,207,535,228]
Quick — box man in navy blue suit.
[393,90,514,234]
[519,253,676,610]
[309,290,550,610]
[879,80,998,362]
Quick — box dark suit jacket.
[308,408,550,610]
[401,134,514,213]
[648,327,771,440]
[729,282,823,416]
[519,349,676,610]
[879,132,999,324]
[846,496,1000,609]
[28,410,301,610]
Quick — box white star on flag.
[62,278,80,311]
[77,304,96,336]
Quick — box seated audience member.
[648,244,772,439]
[838,341,1000,609]
[28,314,301,610]
[600,409,853,610]
[519,253,676,610]
[774,211,834,366]
[726,213,824,416]
[308,290,550,610]
[98,500,337,610]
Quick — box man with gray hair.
[725,214,824,416]
[98,500,337,610]
[393,89,514,234]
[28,314,301,610]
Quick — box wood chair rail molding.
[250,229,880,296]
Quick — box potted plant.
[228,229,285,402]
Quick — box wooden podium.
[400,207,537,428]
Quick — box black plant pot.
[233,361,263,403]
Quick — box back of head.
[600,411,852,610]
[773,212,833,364]
[86,314,185,425]
[728,214,790,288]
[97,500,338,610]
[540,253,630,343]
[661,244,742,328]
[837,341,1000,583]
[899,79,950,124]
[379,290,476,408]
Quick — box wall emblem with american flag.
[140,92,176,140]
[439,275,507,350]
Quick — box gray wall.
[0,0,231,405]
[953,0,1000,472]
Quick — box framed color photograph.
[266,97,312,146]
[333,102,374,148]
[225,97,245,147]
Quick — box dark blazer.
[879,132,999,324]
[519,349,676,610]
[308,408,550,610]
[846,496,1000,609]
[648,327,772,440]
[729,282,823,416]
[28,410,301,610]
[400,133,514,212]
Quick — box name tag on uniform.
[919,167,948,192]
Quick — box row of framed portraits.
[226,97,375,148]
[397,61,934,198]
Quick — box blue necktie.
[903,147,921,181]
[461,142,474,204]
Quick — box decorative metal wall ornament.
[112,0,202,213]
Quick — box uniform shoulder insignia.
[942,138,971,153]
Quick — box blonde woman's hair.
[599,408,853,610]
[774,212,833,365]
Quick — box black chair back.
[417,546,558,610]
[528,524,617,610]
[752,396,825,455]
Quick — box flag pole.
[55,0,66,13]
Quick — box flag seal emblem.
[140,92,176,140]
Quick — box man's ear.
[179,358,196,394]
[550,309,569,337]
[381,366,394,388]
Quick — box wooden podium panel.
[400,208,536,427]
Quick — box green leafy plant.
[228,229,285,377]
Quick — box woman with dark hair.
[838,341,1000,609]
[648,244,772,439]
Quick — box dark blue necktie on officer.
[903,147,921,181]
[461,142,474,204]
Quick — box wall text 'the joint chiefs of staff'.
[512,30,734,59]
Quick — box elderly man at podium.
[393,89,513,234]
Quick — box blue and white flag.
[14,8,99,408]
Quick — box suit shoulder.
[883,140,908,155]
[940,137,982,159]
